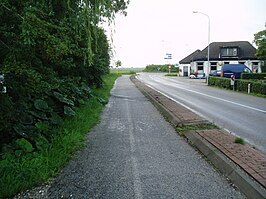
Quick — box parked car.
[210,70,221,77]
[221,64,252,79]
[189,73,206,79]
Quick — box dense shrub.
[241,73,266,79]
[252,81,266,95]
[235,79,252,93]
[208,76,266,95]
[0,0,129,154]
[208,77,231,89]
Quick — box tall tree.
[0,0,129,150]
[254,28,266,72]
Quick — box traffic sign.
[231,74,235,81]
[164,53,172,59]
[231,75,235,86]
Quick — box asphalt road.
[137,73,266,153]
[47,75,244,198]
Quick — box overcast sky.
[104,0,266,68]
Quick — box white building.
[179,41,263,77]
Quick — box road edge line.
[130,75,266,199]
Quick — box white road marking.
[125,100,143,199]
[147,75,266,114]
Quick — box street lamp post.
[193,11,210,81]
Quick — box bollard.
[248,83,251,94]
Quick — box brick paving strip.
[197,129,266,188]
[130,75,266,199]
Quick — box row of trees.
[143,64,179,73]
[0,0,129,154]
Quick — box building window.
[220,47,238,57]
[211,66,216,70]
[210,62,217,71]
[198,66,203,70]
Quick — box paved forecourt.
[47,75,244,198]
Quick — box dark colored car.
[221,64,252,79]
[210,70,221,77]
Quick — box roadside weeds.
[0,74,120,199]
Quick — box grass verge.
[0,73,120,199]
[165,73,178,76]
[234,137,245,145]
[176,123,218,136]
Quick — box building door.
[183,66,188,76]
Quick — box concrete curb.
[130,75,266,199]
[185,131,266,199]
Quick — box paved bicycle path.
[47,75,244,198]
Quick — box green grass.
[165,73,178,76]
[110,70,137,75]
[234,137,245,145]
[176,123,218,136]
[0,73,120,199]
[110,68,143,75]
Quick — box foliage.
[234,137,245,145]
[250,81,266,95]
[165,73,178,76]
[208,76,266,95]
[241,73,266,80]
[254,29,266,72]
[208,77,231,89]
[176,123,218,136]
[0,1,129,153]
[115,60,122,68]
[0,73,120,198]
[143,64,178,72]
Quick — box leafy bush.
[234,137,245,145]
[0,74,119,198]
[251,81,266,95]
[208,76,266,95]
[241,73,266,79]
[235,79,251,92]
[208,77,231,89]
[0,0,129,154]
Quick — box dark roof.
[179,41,258,64]
[179,50,201,64]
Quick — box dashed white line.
[148,75,266,114]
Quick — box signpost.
[231,75,235,90]
[164,53,172,74]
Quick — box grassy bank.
[0,74,120,198]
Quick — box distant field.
[110,68,144,74]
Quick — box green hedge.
[236,79,251,92]
[208,77,231,89]
[252,81,266,95]
[208,76,266,95]
[241,73,266,79]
